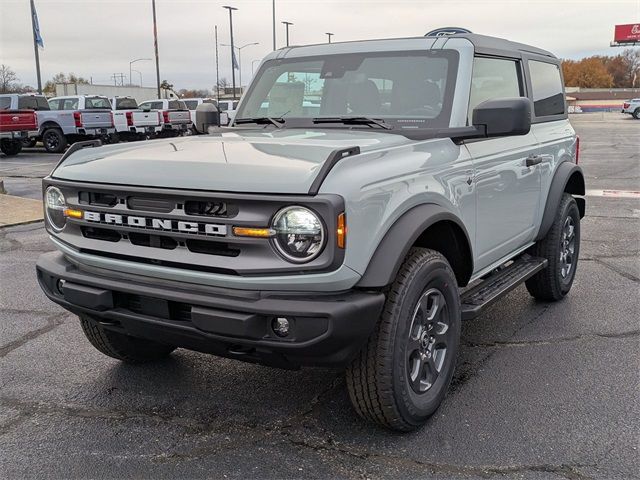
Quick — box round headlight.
[272,206,325,263]
[44,186,66,231]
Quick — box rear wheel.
[526,193,580,301]
[42,128,67,153]
[633,108,640,120]
[80,315,176,363]
[0,139,23,156]
[346,248,461,431]
[22,138,37,148]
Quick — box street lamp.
[129,58,151,87]
[282,21,293,47]
[131,69,143,87]
[222,5,238,99]
[325,32,334,43]
[221,42,259,90]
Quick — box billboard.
[614,24,640,43]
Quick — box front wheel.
[526,193,581,301]
[346,248,461,431]
[0,139,23,156]
[80,315,176,363]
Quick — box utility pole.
[29,0,43,93]
[215,25,220,101]
[272,0,276,50]
[282,21,293,47]
[111,73,126,86]
[325,32,334,43]
[223,6,238,99]
[152,0,161,98]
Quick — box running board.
[460,254,548,320]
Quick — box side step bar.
[460,254,548,321]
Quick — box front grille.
[48,181,344,276]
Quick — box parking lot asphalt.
[1,114,638,479]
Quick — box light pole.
[251,59,261,75]
[325,32,334,43]
[282,21,293,47]
[222,5,238,99]
[221,42,258,90]
[152,0,161,98]
[272,0,276,50]
[131,69,143,86]
[129,58,151,87]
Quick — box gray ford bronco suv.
[36,32,584,431]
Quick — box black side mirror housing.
[472,97,532,137]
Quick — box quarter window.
[0,97,12,109]
[469,57,522,123]
[528,60,565,117]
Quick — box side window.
[151,101,163,109]
[18,96,37,109]
[36,96,50,110]
[528,60,565,117]
[48,99,61,110]
[61,98,79,110]
[468,57,522,123]
[0,97,11,109]
[183,100,198,110]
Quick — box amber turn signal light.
[233,226,275,238]
[63,208,83,219]
[337,212,346,248]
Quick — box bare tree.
[0,64,19,93]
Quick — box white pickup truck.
[137,99,191,137]
[621,98,640,119]
[182,98,228,128]
[108,97,162,141]
[39,95,116,152]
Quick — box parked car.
[36,31,584,431]
[0,95,39,156]
[137,99,191,136]
[0,93,50,148]
[182,98,228,127]
[36,95,115,153]
[621,98,640,119]
[108,96,162,141]
[216,99,238,124]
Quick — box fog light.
[56,279,66,294]
[272,317,291,337]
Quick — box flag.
[232,49,239,70]
[31,0,44,49]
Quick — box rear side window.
[18,96,37,109]
[183,100,198,110]
[60,98,79,110]
[36,96,50,110]
[48,99,61,110]
[528,61,565,117]
[468,57,522,123]
[168,100,186,109]
[85,97,111,109]
[115,98,138,109]
[0,97,12,109]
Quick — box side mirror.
[472,97,532,137]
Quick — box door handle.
[526,155,542,167]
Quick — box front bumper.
[36,251,385,368]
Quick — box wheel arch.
[536,161,585,241]
[357,204,474,289]
[39,121,62,135]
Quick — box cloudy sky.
[1,0,639,91]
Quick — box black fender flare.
[39,121,62,137]
[536,162,585,241]
[357,204,473,288]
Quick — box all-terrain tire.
[0,139,23,156]
[42,128,68,153]
[80,315,176,363]
[346,248,461,431]
[525,193,580,301]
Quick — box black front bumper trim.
[36,251,385,369]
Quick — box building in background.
[565,87,640,112]
[54,83,179,102]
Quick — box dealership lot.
[1,114,638,479]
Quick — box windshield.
[116,98,138,109]
[85,97,111,109]
[236,50,458,129]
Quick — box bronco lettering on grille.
[83,211,227,236]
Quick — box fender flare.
[357,204,473,288]
[536,162,585,241]
[39,121,62,136]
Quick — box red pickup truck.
[0,110,38,156]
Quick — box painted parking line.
[586,189,640,199]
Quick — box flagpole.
[215,25,220,101]
[29,0,42,94]
[152,0,161,98]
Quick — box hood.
[52,129,412,194]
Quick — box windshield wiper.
[312,116,392,130]
[234,117,285,128]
